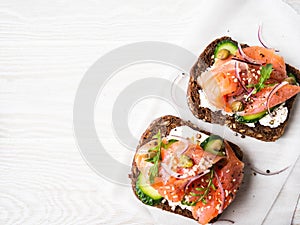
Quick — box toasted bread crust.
[129,115,243,222]
[187,37,299,142]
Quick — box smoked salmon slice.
[241,84,300,116]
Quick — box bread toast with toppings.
[187,36,300,141]
[129,115,244,224]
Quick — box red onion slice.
[184,170,210,191]
[258,24,269,49]
[245,88,255,101]
[167,135,190,155]
[266,81,288,116]
[235,61,249,93]
[258,24,279,52]
[238,43,262,65]
[215,171,225,214]
[232,57,262,66]
[161,162,188,179]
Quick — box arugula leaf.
[147,130,162,184]
[149,160,159,184]
[146,134,179,184]
[252,63,273,94]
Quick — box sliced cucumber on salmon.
[235,110,268,123]
[200,135,225,156]
[136,173,162,206]
[214,40,238,59]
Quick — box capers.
[178,155,194,168]
[216,49,230,60]
[147,151,157,159]
[284,77,297,85]
[231,101,244,112]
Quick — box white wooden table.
[0,0,299,224]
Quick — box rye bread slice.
[187,36,300,142]
[129,115,243,223]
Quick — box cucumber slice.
[214,40,238,59]
[235,110,267,123]
[136,173,162,206]
[200,135,225,156]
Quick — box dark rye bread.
[187,36,300,142]
[129,115,243,223]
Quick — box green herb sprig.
[182,169,216,205]
[146,131,162,184]
[247,63,273,94]
[146,130,178,184]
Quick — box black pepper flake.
[266,169,270,174]
[241,135,246,138]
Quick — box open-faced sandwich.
[130,115,244,225]
[187,36,300,141]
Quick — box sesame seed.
[251,69,255,72]
[225,190,229,197]
[257,70,261,75]
[232,179,236,182]
[171,186,175,191]
[201,207,204,212]
[233,189,237,193]
[227,72,231,75]
[233,78,238,83]
[216,204,220,210]
[207,206,211,209]
[163,190,167,195]
[226,169,230,173]
[208,195,212,200]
